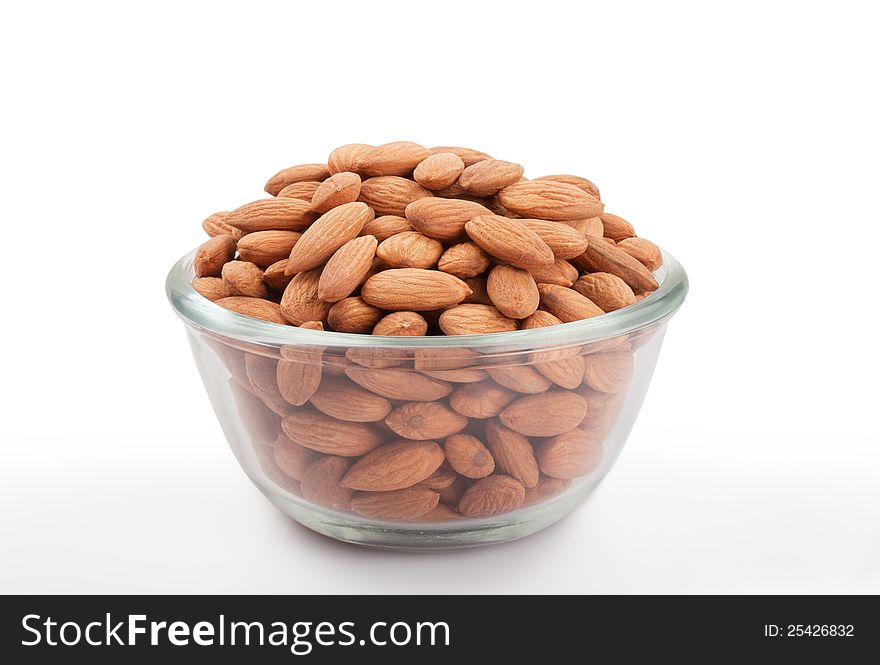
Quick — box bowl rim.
[166,246,688,349]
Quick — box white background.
[1,1,878,594]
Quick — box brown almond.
[244,353,290,416]
[444,434,495,479]
[300,456,353,511]
[273,432,318,481]
[537,427,603,479]
[361,268,471,311]
[422,368,487,383]
[263,259,295,291]
[465,215,555,269]
[485,420,540,488]
[202,211,243,240]
[345,367,453,401]
[582,349,634,393]
[522,476,571,507]
[310,172,362,213]
[276,322,324,405]
[573,239,659,292]
[439,304,518,335]
[282,409,384,456]
[358,176,433,216]
[617,237,663,271]
[458,475,525,518]
[418,461,457,490]
[215,297,287,324]
[497,181,604,220]
[317,235,378,302]
[537,283,604,322]
[599,212,636,241]
[229,378,282,446]
[358,141,432,177]
[517,219,590,259]
[328,143,375,175]
[458,159,525,196]
[385,402,468,440]
[412,347,480,371]
[221,261,267,298]
[436,475,472,505]
[226,198,317,232]
[194,234,236,277]
[573,273,637,312]
[405,198,493,242]
[521,310,564,329]
[373,311,429,337]
[462,276,492,305]
[277,180,322,201]
[341,439,445,491]
[413,152,465,190]
[529,259,579,287]
[192,276,229,301]
[449,380,517,419]
[327,296,385,334]
[359,215,413,242]
[351,487,440,521]
[420,503,462,521]
[487,265,540,319]
[285,201,374,274]
[279,268,332,326]
[345,311,427,369]
[500,390,588,437]
[577,385,626,437]
[563,216,605,238]
[236,230,302,268]
[309,377,392,422]
[376,231,444,269]
[437,242,492,278]
[430,146,492,166]
[264,163,331,196]
[535,174,601,199]
[520,310,585,388]
[486,365,552,394]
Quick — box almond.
[521,309,564,329]
[276,322,324,406]
[422,368,487,383]
[485,420,540,488]
[236,230,302,268]
[350,487,440,521]
[192,276,229,301]
[277,180,322,201]
[215,297,287,324]
[535,174,601,199]
[385,402,468,440]
[573,239,659,292]
[444,434,495,478]
[376,231,444,269]
[373,311,429,337]
[520,310,584,387]
[405,198,493,242]
[617,237,663,271]
[500,390,588,436]
[436,475,472,506]
[229,377,282,446]
[462,275,492,305]
[358,176,433,216]
[465,215,555,269]
[263,259,295,291]
[300,456,353,511]
[430,146,492,166]
[359,141,433,177]
[413,152,465,190]
[317,235,378,302]
[360,215,413,242]
[255,443,301,496]
[284,201,374,274]
[279,268,332,326]
[420,503,462,521]
[437,242,492,278]
[458,159,525,196]
[226,198,317,232]
[497,181,604,220]
[577,385,626,436]
[273,432,318,481]
[202,211,243,240]
[486,365,552,394]
[346,367,453,402]
[563,216,604,238]
[573,273,636,312]
[361,268,471,311]
[449,380,517,418]
[418,462,457,489]
[487,265,540,319]
[310,172,362,213]
[537,283,604,322]
[328,143,375,175]
[282,409,385,456]
[341,439,445,491]
[536,427,603,479]
[195,234,236,277]
[598,212,636,241]
[264,163,331,196]
[522,476,571,507]
[439,304,518,335]
[413,347,480,371]
[221,261,268,298]
[529,259,579,287]
[308,376,392,422]
[458,475,525,518]
[345,311,427,369]
[244,353,290,416]
[327,296,385,334]
[517,219,590,259]
[582,349,634,393]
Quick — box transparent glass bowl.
[166,249,687,549]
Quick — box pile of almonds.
[190,142,663,522]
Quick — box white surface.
[1,1,878,594]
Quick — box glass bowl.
[166,248,687,549]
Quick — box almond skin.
[423,368,488,383]
[458,159,525,196]
[413,347,480,371]
[285,201,374,274]
[274,433,318,481]
[521,309,564,329]
[439,304,518,335]
[449,381,517,418]
[328,143,375,175]
[458,475,525,518]
[358,141,433,177]
[444,434,495,479]
[437,242,492,278]
[236,230,302,268]
[376,231,444,269]
[215,297,286,324]
[279,269,332,326]
[359,176,433,216]
[282,409,385,456]
[263,260,295,291]
[373,311,428,336]
[360,215,413,242]
[277,180,322,201]
[309,377,392,422]
[487,265,540,319]
[582,349,634,393]
[244,353,290,416]
[462,276,492,305]
[500,390,588,437]
[465,215,555,270]
[529,259,579,287]
[405,198,493,242]
[350,487,440,521]
[276,322,324,405]
[341,439,445,491]
[535,174,601,199]
[497,181,604,220]
[327,297,385,334]
[310,171,362,213]
[573,239,659,292]
[264,163,331,196]
[573,273,637,312]
[421,503,462,521]
[522,476,572,507]
[537,283,604,322]
[520,310,585,388]
[318,235,378,302]
[192,276,229,301]
[485,420,540,488]
[617,237,663,271]
[226,198,317,232]
[222,261,268,298]
[486,365,552,395]
[385,402,468,440]
[517,219,590,260]
[413,152,465,190]
[195,234,236,277]
[598,212,636,241]
[300,456,353,511]
[202,211,243,240]
[537,427,604,479]
[419,462,457,489]
[361,268,471,311]
[564,216,605,238]
[345,367,453,401]
[430,145,492,166]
